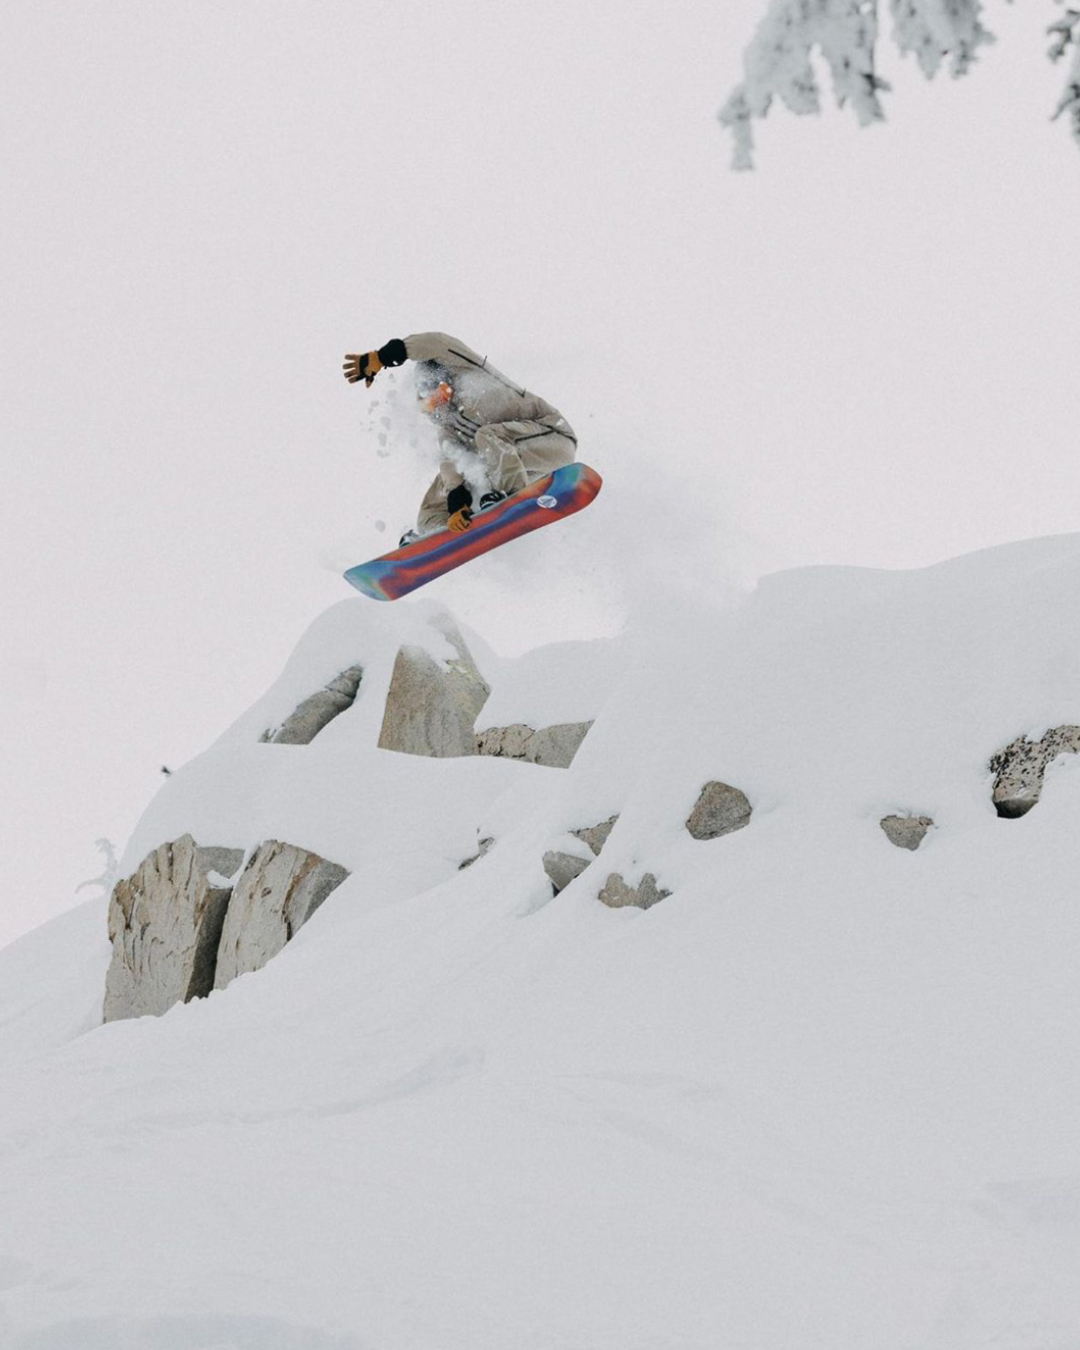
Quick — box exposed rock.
[990,726,1080,817]
[475,721,592,768]
[378,617,490,758]
[459,837,495,870]
[542,850,592,894]
[104,836,244,1022]
[476,723,532,760]
[880,814,934,851]
[598,872,671,911]
[542,817,618,895]
[261,665,364,744]
[571,815,619,855]
[214,841,349,991]
[686,781,752,840]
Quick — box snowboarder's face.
[419,380,454,418]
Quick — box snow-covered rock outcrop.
[376,612,490,758]
[104,836,243,1021]
[213,841,349,991]
[100,536,1080,1015]
[104,835,349,1021]
[99,601,628,1020]
[990,724,1080,817]
[6,535,1080,1349]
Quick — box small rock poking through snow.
[597,871,671,910]
[879,814,934,851]
[685,781,752,840]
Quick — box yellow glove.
[342,351,382,387]
[447,508,473,533]
[343,340,407,388]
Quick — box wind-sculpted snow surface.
[3,535,1080,1347]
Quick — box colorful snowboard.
[344,461,602,602]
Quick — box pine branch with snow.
[719,0,891,170]
[889,0,994,78]
[721,0,1076,166]
[1048,2,1080,143]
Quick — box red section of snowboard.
[344,462,602,602]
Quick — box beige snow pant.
[416,421,576,534]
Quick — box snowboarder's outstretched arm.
[343,334,490,388]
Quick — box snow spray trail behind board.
[343,462,603,602]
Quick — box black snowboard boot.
[477,491,507,512]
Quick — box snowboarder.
[343,332,577,543]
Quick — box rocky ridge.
[103,587,1074,1023]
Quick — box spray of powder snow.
[412,408,753,656]
[317,364,751,655]
[315,368,448,571]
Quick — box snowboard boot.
[400,498,501,547]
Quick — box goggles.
[419,381,454,415]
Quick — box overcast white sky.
[2,1,1078,952]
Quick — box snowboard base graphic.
[344,462,602,602]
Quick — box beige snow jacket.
[403,332,572,437]
[402,332,578,532]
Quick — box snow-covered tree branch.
[720,0,1079,167]
[1048,4,1080,141]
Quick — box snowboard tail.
[344,462,602,602]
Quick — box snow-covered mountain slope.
[2,534,1080,1350]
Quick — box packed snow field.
[2,532,1080,1349]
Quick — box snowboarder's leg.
[472,422,576,499]
[414,473,452,536]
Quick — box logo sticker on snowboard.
[537,495,558,509]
